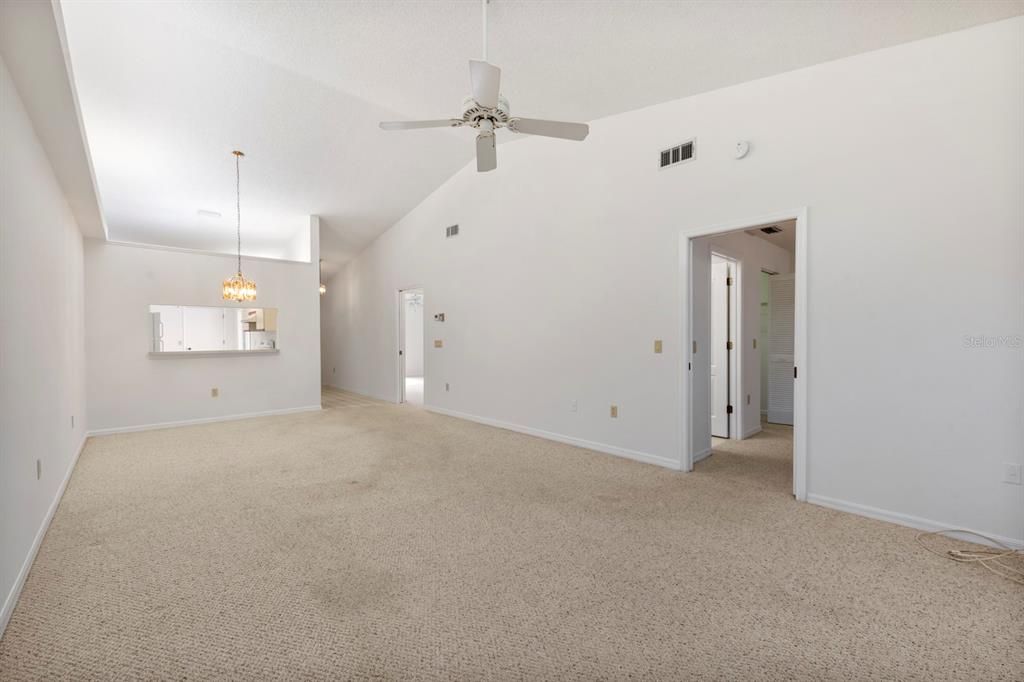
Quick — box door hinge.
[726,341,733,350]
[726,405,734,414]
[399,350,404,356]
[793,366,798,379]
[726,276,733,286]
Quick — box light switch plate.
[610,405,618,418]
[654,340,663,354]
[1004,463,1022,485]
[211,388,219,397]
[434,339,443,348]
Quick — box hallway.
[703,423,794,496]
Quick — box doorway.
[680,209,807,500]
[398,288,424,405]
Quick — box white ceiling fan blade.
[379,119,463,131]
[469,59,501,109]
[509,118,589,141]
[476,133,496,172]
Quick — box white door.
[768,274,795,425]
[710,259,730,438]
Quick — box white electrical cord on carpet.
[916,530,1024,585]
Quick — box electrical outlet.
[211,387,219,398]
[1004,463,1023,485]
[570,400,578,412]
[36,459,41,480]
[654,340,663,354]
[610,405,618,418]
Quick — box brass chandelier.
[222,150,257,301]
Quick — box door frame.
[396,287,423,404]
[709,251,740,439]
[678,207,808,501]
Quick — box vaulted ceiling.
[59,0,1024,270]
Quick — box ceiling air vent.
[760,226,783,234]
[659,139,695,169]
[445,224,459,238]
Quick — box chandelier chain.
[235,152,241,274]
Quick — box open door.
[710,257,734,438]
[767,274,795,425]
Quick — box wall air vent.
[659,139,695,169]
[760,226,783,234]
[445,224,459,238]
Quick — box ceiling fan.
[379,0,589,173]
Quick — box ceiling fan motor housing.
[462,95,510,128]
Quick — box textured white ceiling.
[59,0,1024,267]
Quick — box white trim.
[807,494,1024,551]
[95,238,314,265]
[87,405,322,436]
[679,206,808,502]
[1,434,88,637]
[426,406,682,471]
[148,349,279,358]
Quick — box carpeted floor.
[1,393,1021,680]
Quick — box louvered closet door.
[767,274,795,425]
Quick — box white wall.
[85,239,322,433]
[691,230,795,454]
[0,56,88,632]
[321,18,1024,544]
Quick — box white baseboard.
[1,434,87,637]
[807,494,1024,550]
[692,446,713,464]
[740,425,762,439]
[426,406,682,471]
[688,444,712,464]
[87,405,322,436]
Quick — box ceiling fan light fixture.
[377,0,589,172]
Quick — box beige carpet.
[1,395,1021,680]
